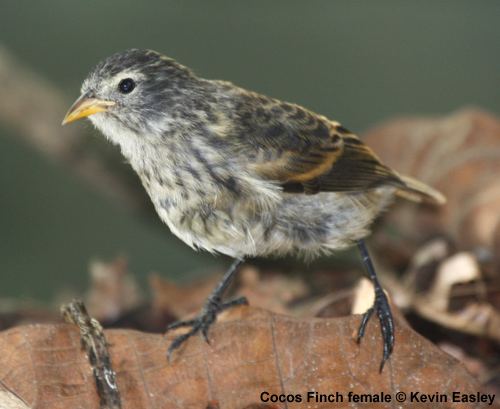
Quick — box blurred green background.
[1,1,499,300]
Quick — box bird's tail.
[395,174,446,205]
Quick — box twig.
[61,299,122,409]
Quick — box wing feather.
[225,88,443,203]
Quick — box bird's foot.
[166,295,248,362]
[356,287,395,372]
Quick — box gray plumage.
[62,48,448,370]
[68,49,444,259]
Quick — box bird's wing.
[232,92,400,194]
[228,90,445,203]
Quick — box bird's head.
[62,49,197,138]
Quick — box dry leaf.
[150,273,223,319]
[364,108,500,251]
[0,306,491,409]
[426,252,481,312]
[236,266,308,314]
[439,343,488,379]
[0,383,31,409]
[350,278,375,315]
[150,266,308,319]
[85,257,142,322]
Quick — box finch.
[63,49,445,371]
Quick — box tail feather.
[395,174,446,205]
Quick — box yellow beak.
[62,94,115,125]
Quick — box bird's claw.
[356,288,394,372]
[166,296,248,362]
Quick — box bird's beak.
[62,93,115,125]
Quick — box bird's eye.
[118,78,135,94]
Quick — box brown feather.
[229,91,344,183]
[227,87,444,203]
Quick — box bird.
[62,48,445,371]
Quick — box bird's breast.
[139,163,281,257]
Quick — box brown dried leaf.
[427,252,481,312]
[0,306,490,409]
[86,257,143,322]
[298,287,354,319]
[150,273,223,319]
[236,266,308,314]
[150,266,308,319]
[415,300,500,342]
[398,247,500,343]
[0,383,31,409]
[439,343,488,380]
[363,108,500,251]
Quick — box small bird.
[63,49,445,371]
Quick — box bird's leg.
[166,258,247,361]
[356,240,395,372]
